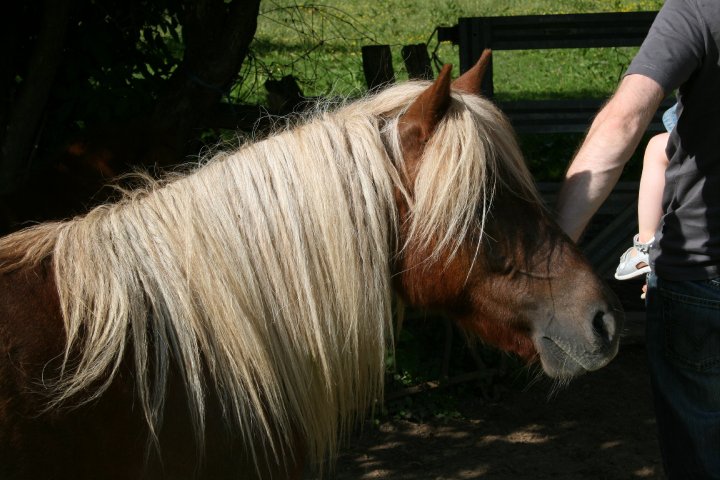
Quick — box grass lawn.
[239,0,663,101]
[237,0,665,179]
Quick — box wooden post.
[401,44,433,80]
[361,45,395,90]
[479,18,494,97]
[265,75,304,113]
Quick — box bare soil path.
[330,343,663,479]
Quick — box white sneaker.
[615,234,653,280]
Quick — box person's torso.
[629,0,720,280]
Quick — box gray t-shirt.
[626,0,720,281]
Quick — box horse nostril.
[592,310,614,345]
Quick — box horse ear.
[397,64,453,187]
[451,49,491,95]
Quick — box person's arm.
[556,74,665,241]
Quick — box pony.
[0,51,622,479]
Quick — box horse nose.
[592,309,618,348]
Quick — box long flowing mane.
[0,81,539,470]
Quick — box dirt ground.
[328,339,664,479]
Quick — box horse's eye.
[487,246,514,274]
[497,256,514,275]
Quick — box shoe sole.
[614,266,651,281]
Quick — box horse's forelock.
[374,83,540,264]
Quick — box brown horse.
[0,52,622,479]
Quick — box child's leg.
[638,132,670,243]
[616,132,670,281]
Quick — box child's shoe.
[615,234,653,280]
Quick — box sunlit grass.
[233,0,664,180]
[235,0,664,104]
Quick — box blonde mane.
[0,81,538,472]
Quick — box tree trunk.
[150,0,261,165]
[0,0,72,195]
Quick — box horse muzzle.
[534,297,624,379]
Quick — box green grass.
[235,0,663,103]
[234,0,664,180]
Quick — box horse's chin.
[534,335,618,379]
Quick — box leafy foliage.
[7,0,183,156]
